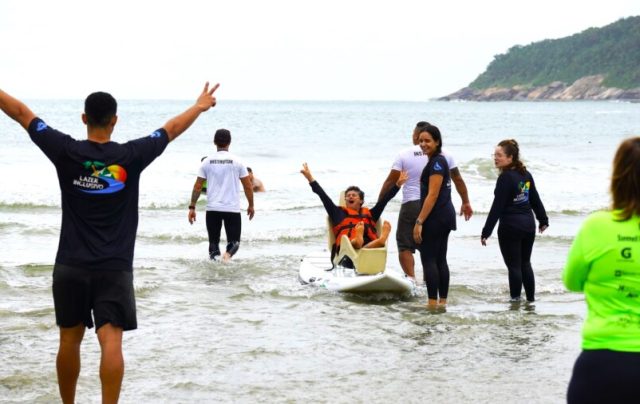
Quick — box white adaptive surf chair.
[326,192,388,275]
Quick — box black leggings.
[418,225,451,300]
[497,225,535,301]
[206,211,242,259]
[567,350,640,403]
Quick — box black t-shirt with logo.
[419,153,456,231]
[28,118,169,271]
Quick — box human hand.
[539,224,548,234]
[247,206,255,220]
[396,170,409,187]
[413,224,422,244]
[188,209,196,224]
[300,163,314,182]
[460,202,473,221]
[195,82,220,112]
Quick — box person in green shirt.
[563,137,640,403]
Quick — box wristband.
[415,219,423,225]
[188,205,195,210]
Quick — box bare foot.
[222,252,232,262]
[382,220,391,234]
[379,220,391,243]
[362,220,392,249]
[426,299,447,313]
[351,222,365,249]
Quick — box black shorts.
[396,200,421,252]
[52,264,137,331]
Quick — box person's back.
[565,210,640,350]
[31,120,168,270]
[564,137,640,403]
[200,149,246,212]
[0,82,219,403]
[495,169,537,230]
[482,165,547,240]
[189,128,254,261]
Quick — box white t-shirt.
[198,150,249,212]
[391,146,456,203]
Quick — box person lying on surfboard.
[300,162,407,259]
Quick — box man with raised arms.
[0,82,219,403]
[378,121,472,280]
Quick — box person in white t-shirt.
[188,129,255,261]
[378,121,472,279]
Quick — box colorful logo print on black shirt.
[73,160,128,194]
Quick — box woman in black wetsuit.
[481,139,548,302]
[412,124,456,308]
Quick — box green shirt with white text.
[563,210,640,352]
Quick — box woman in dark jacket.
[481,139,548,302]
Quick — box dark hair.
[497,139,526,174]
[84,92,117,127]
[413,121,430,136]
[417,124,443,154]
[214,129,231,147]
[611,137,640,221]
[345,185,364,201]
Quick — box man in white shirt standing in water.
[189,129,254,261]
[378,121,472,279]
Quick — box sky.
[1,0,638,101]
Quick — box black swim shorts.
[52,264,137,331]
[396,200,421,252]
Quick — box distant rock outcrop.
[440,16,640,101]
[440,75,640,101]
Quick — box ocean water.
[1,99,639,403]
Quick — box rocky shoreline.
[440,75,640,101]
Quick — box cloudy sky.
[1,0,637,100]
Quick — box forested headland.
[441,16,640,101]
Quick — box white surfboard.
[299,252,415,294]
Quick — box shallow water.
[1,100,638,402]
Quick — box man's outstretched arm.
[0,89,37,130]
[163,82,220,142]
